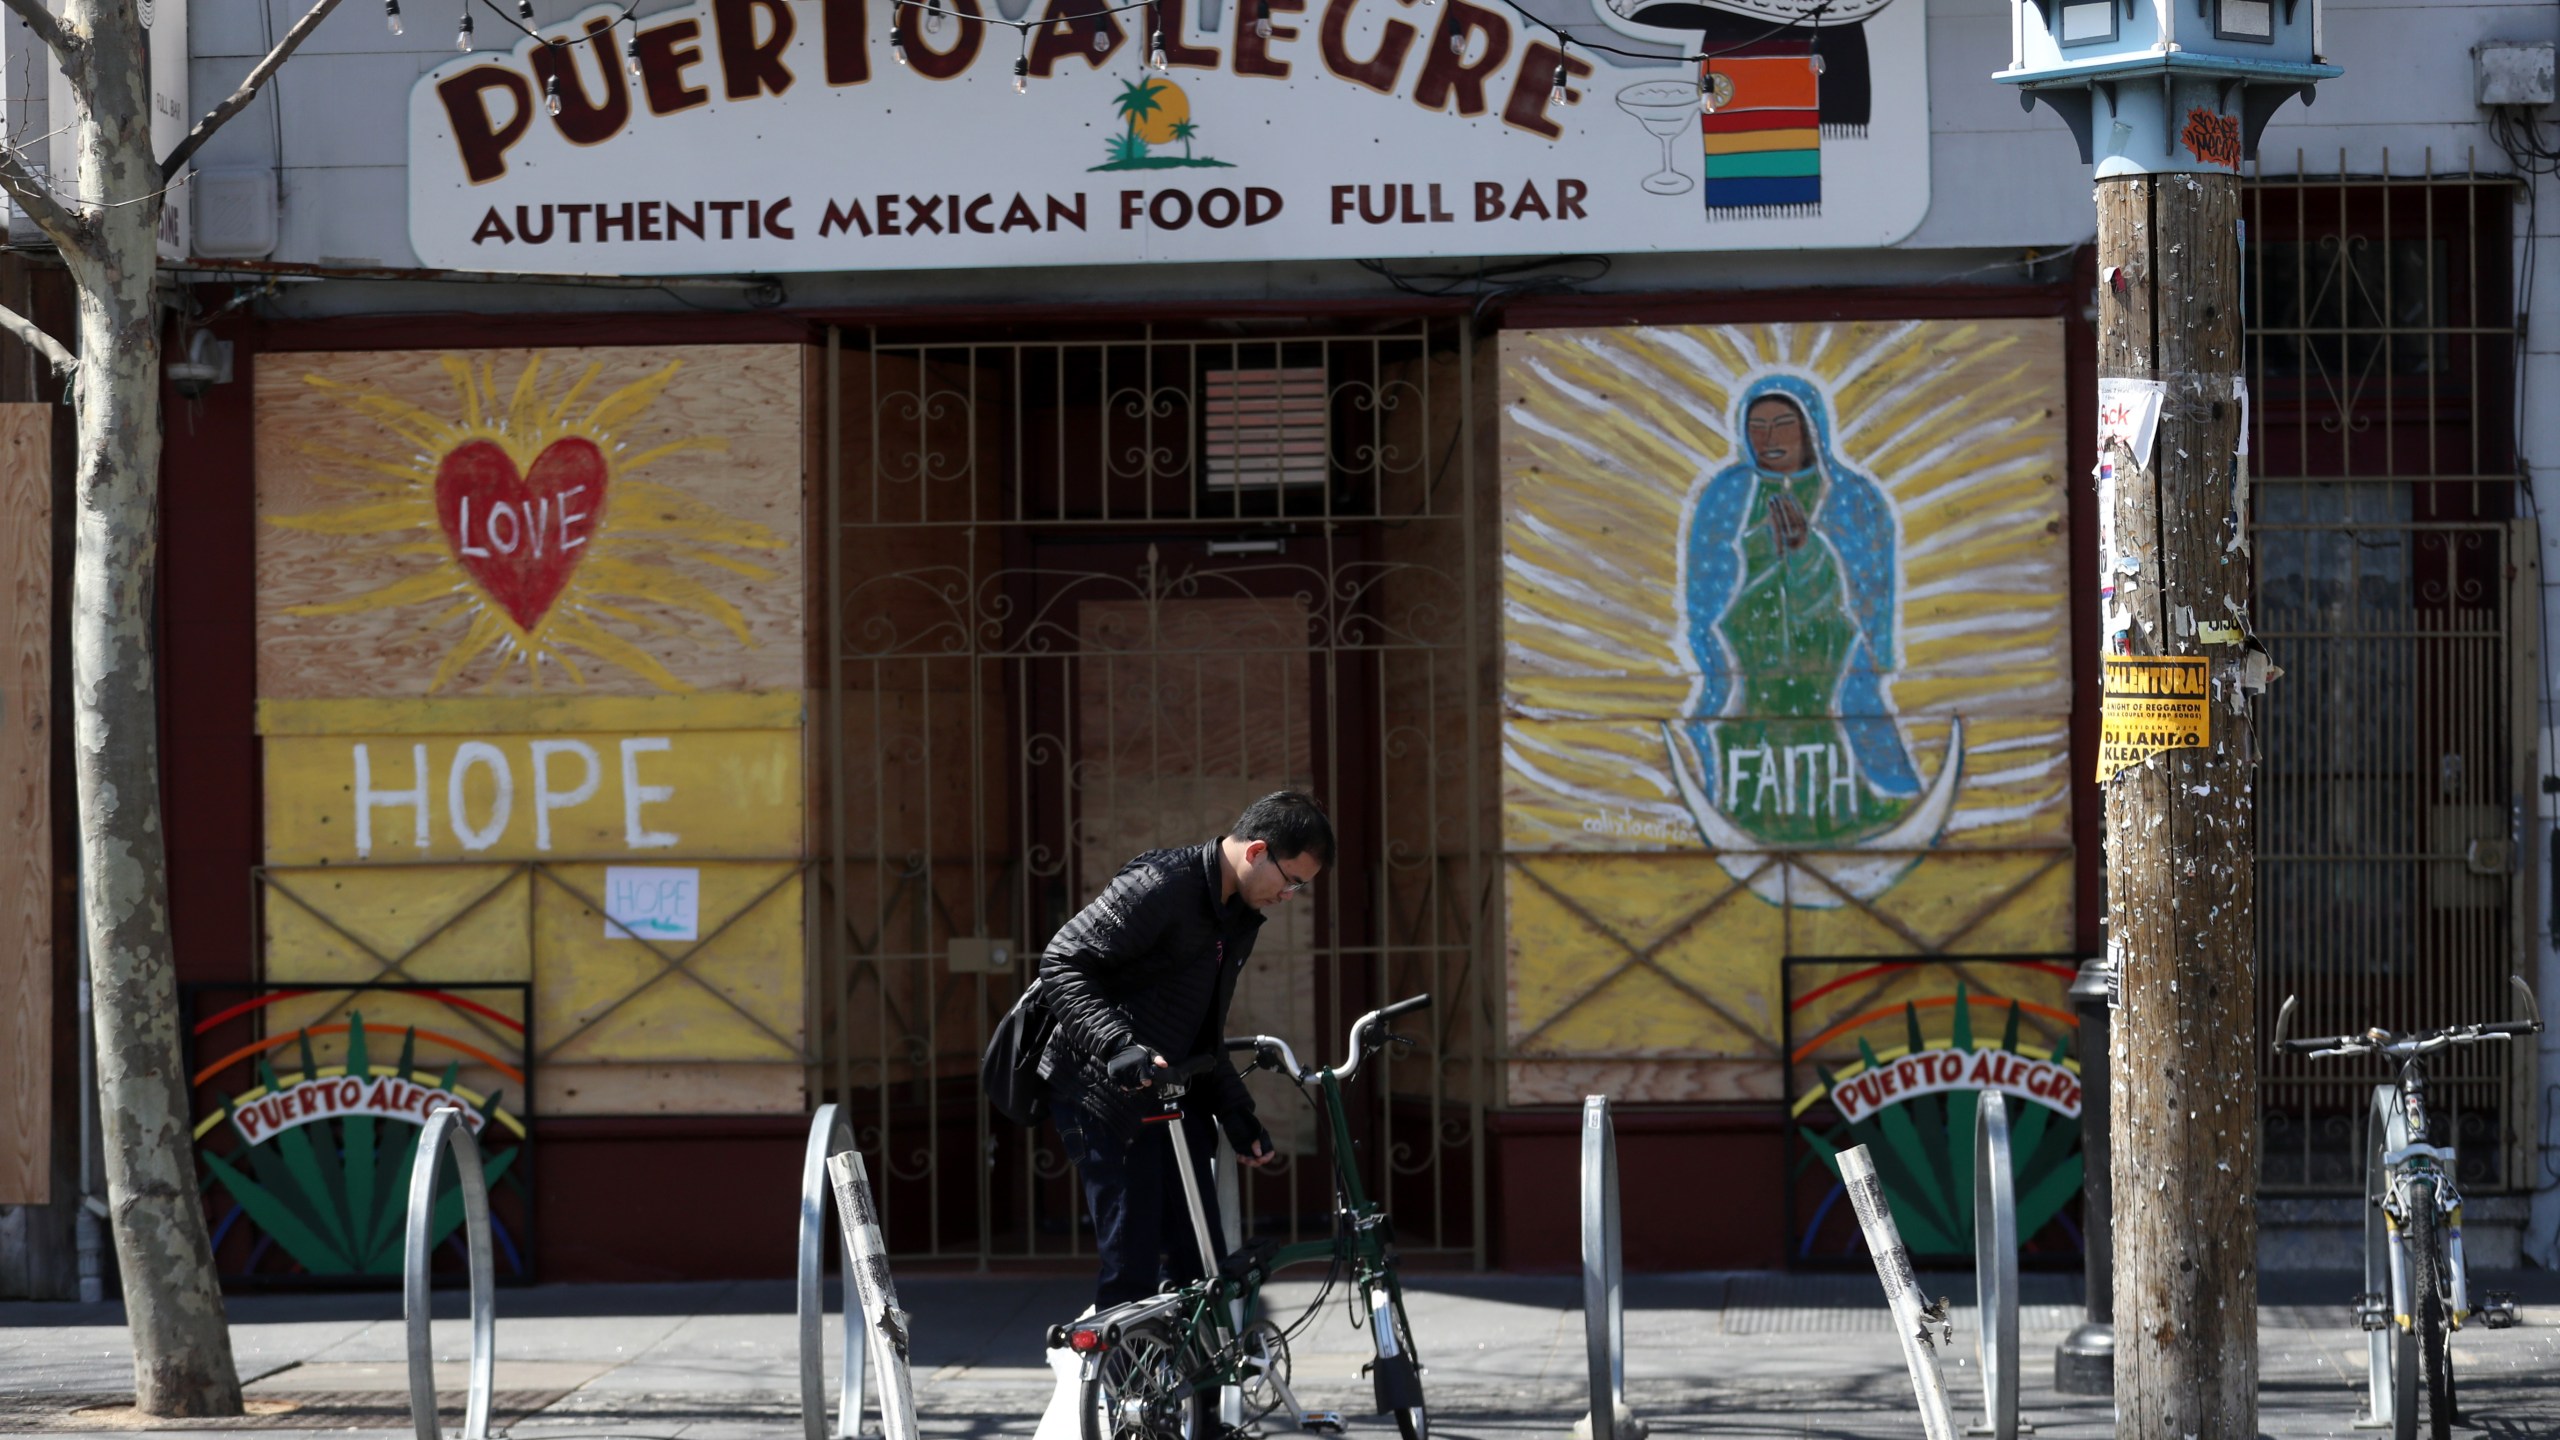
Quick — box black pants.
[1055,1096,1228,1310]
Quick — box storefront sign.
[1828,1045,2083,1125]
[2096,655,2209,781]
[230,1071,492,1145]
[407,0,1928,273]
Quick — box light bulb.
[1447,31,1462,56]
[1550,64,1566,106]
[1013,55,1028,92]
[545,71,563,116]
[384,0,403,35]
[456,10,473,50]
[1253,0,1271,38]
[1149,30,1167,69]
[625,31,641,78]
[926,0,945,36]
[516,0,531,18]
[890,24,907,63]
[1092,26,1107,51]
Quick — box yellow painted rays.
[267,353,782,693]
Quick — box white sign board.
[603,865,701,941]
[150,0,190,260]
[408,0,1926,274]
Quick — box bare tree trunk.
[2098,173,2258,1437]
[62,0,240,1414]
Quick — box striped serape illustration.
[1701,51,1821,218]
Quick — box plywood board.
[0,403,49,1205]
[255,345,806,699]
[1496,321,2074,1101]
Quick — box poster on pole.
[2095,655,2208,781]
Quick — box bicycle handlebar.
[1223,994,1432,1087]
[2270,977,2545,1062]
[1161,1054,1218,1082]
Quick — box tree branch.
[0,0,80,71]
[0,297,74,382]
[0,143,83,254]
[163,0,348,182]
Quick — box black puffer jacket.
[1038,840,1263,1146]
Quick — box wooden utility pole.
[2002,4,2333,1433]
[2095,173,2259,1436]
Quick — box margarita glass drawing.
[1616,80,1700,194]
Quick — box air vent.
[1202,366,1327,489]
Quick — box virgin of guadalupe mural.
[1497,320,2072,1103]
[1663,373,1964,883]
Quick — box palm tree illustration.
[1169,119,1198,160]
[1112,78,1169,153]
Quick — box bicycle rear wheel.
[1080,1320,1210,1440]
[2406,1181,2451,1440]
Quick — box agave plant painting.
[1791,981,2086,1260]
[192,999,531,1280]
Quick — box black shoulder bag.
[980,977,1057,1127]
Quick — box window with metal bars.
[2245,158,2533,1193]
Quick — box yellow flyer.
[2097,656,2210,781]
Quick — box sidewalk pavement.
[4,1271,2557,1439]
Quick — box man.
[1039,791,1333,1309]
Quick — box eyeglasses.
[1263,852,1315,897]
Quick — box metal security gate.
[817,320,1493,1264]
[2246,157,2540,1193]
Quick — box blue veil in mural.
[1675,373,1922,822]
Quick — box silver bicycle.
[2271,975,2544,1440]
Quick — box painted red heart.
[433,437,608,632]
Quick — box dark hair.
[1233,791,1336,869]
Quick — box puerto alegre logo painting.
[1792,982,2083,1259]
[193,1008,529,1278]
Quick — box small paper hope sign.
[604,865,700,941]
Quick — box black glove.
[1106,1044,1161,1092]
[1221,1110,1273,1159]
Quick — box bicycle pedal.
[1299,1411,1346,1434]
[2477,1291,2521,1330]
[2353,1292,2391,1332]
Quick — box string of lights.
[395,0,1871,113]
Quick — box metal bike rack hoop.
[405,1106,496,1440]
[2353,1084,2401,1430]
[1969,1095,2021,1439]
[1578,1095,1633,1440]
[802,1104,867,1440]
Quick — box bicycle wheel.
[1080,1320,1210,1440]
[2406,1180,2451,1440]
[1366,1284,1427,1440]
